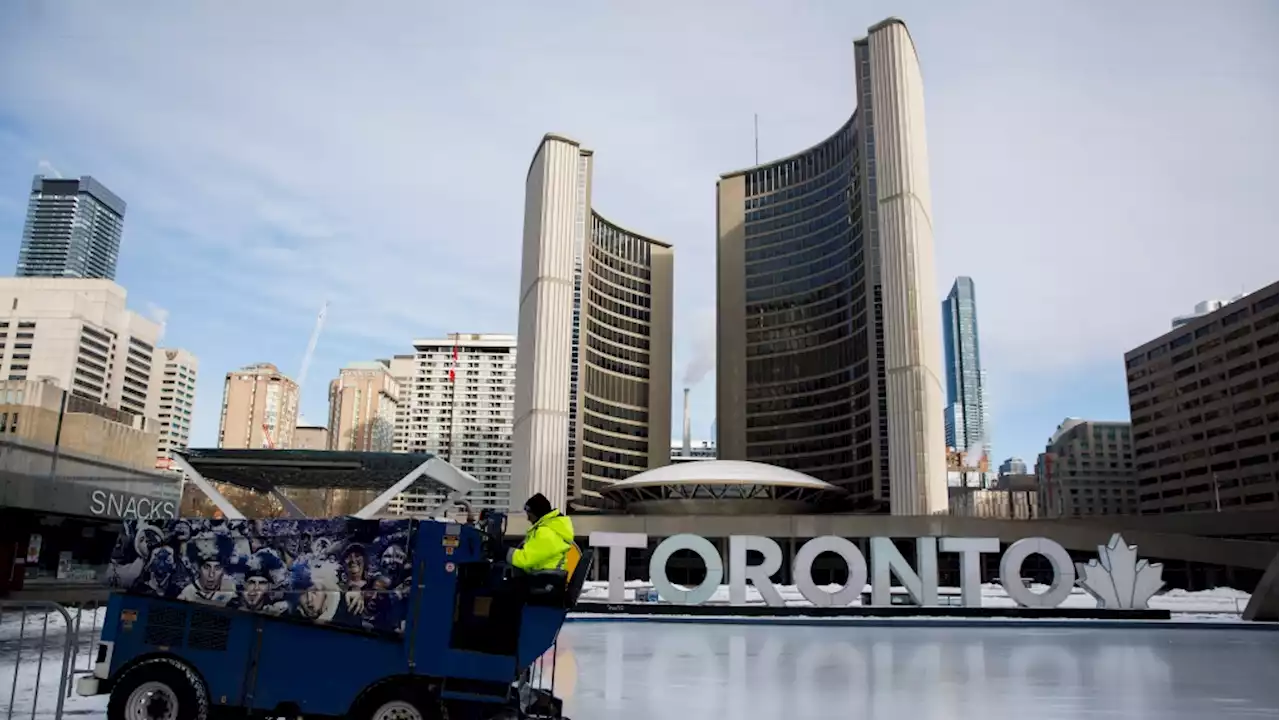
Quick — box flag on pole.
[449,335,459,384]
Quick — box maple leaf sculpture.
[1075,533,1165,610]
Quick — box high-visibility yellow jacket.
[509,510,576,572]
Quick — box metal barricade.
[0,600,104,720]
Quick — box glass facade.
[576,213,663,507]
[942,276,990,462]
[726,96,890,506]
[17,176,126,281]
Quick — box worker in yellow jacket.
[507,493,576,572]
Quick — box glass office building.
[716,18,948,515]
[942,276,991,464]
[17,176,126,281]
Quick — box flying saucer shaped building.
[599,460,846,515]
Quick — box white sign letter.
[89,490,107,516]
[940,537,1000,607]
[649,534,723,605]
[729,535,784,606]
[871,537,938,606]
[999,537,1076,608]
[793,536,867,607]
[589,532,648,602]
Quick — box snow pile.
[578,581,1251,616]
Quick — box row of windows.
[746,218,862,275]
[743,119,857,200]
[745,197,852,255]
[746,173,851,234]
[585,302,649,337]
[585,347,649,380]
[591,214,655,267]
[1128,293,1277,368]
[584,331,649,367]
[583,394,648,425]
[587,287,650,325]
[587,271,650,311]
[588,249,651,293]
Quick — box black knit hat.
[524,493,552,517]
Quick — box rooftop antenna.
[295,300,330,426]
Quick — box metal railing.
[0,600,104,720]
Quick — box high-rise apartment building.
[715,18,947,515]
[1125,282,1278,513]
[392,334,516,514]
[943,276,990,464]
[0,278,160,420]
[1035,418,1136,517]
[327,360,399,452]
[388,354,415,454]
[147,348,198,468]
[217,363,299,449]
[17,176,126,281]
[513,135,674,511]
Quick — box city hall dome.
[601,460,845,515]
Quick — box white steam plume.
[146,303,170,344]
[682,309,715,387]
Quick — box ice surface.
[554,622,1279,719]
[4,614,1275,719]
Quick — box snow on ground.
[0,604,108,718]
[577,581,1253,616]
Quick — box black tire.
[350,681,447,720]
[107,658,209,720]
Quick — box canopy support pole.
[171,453,246,520]
[354,456,481,520]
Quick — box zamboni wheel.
[107,658,210,720]
[350,682,447,720]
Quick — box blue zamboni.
[75,449,592,720]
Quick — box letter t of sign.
[589,532,648,602]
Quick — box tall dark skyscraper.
[942,276,990,463]
[17,175,126,280]
[716,18,948,516]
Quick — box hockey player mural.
[108,517,415,634]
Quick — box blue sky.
[0,1,1276,467]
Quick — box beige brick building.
[217,363,299,449]
[327,361,399,451]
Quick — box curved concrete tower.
[715,18,947,515]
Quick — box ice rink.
[552,620,1279,720]
[3,618,1276,719]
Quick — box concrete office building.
[327,360,399,452]
[391,334,516,514]
[0,278,160,422]
[943,276,991,467]
[716,18,947,515]
[1035,418,1137,518]
[147,348,198,469]
[16,176,127,281]
[217,363,299,450]
[1125,282,1278,513]
[513,135,674,512]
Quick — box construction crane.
[294,300,330,427]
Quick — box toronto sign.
[588,531,1165,610]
